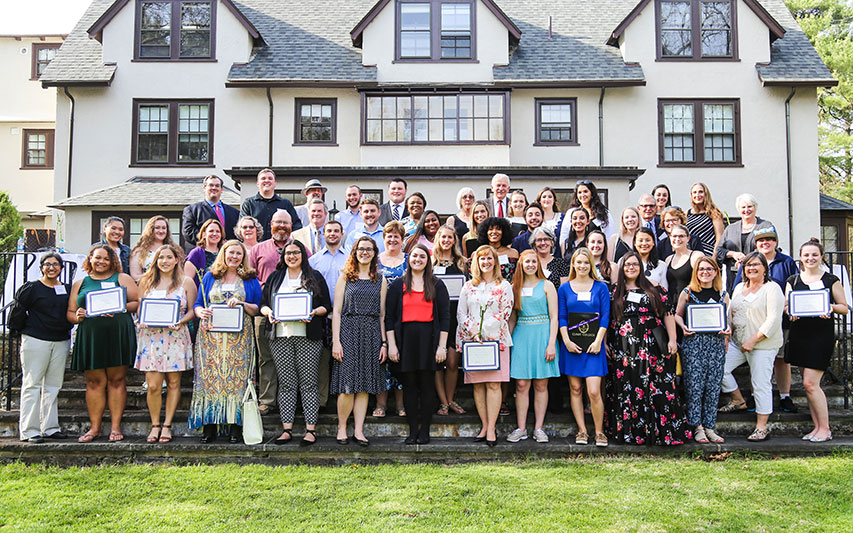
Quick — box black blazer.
[260,269,331,342]
[384,277,450,353]
[181,201,240,252]
[378,202,409,226]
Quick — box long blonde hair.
[131,215,179,270]
[690,182,723,221]
[568,247,603,282]
[137,244,185,296]
[432,224,467,272]
[511,250,545,310]
[470,245,503,286]
[209,240,257,280]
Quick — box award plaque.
[788,289,831,318]
[462,341,500,371]
[686,303,727,333]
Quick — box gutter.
[63,87,75,198]
[266,87,273,167]
[598,88,605,167]
[785,87,796,252]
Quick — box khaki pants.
[254,316,277,407]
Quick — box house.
[40,0,835,254]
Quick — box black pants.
[401,370,436,437]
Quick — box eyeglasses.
[534,239,552,244]
[745,262,763,268]
[576,179,592,186]
[283,251,302,256]
[461,194,475,199]
[697,267,716,273]
[356,248,374,254]
[42,263,61,268]
[623,262,641,269]
[639,204,656,209]
[670,234,688,240]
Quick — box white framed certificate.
[789,289,831,318]
[462,341,500,371]
[139,298,180,327]
[208,303,245,333]
[274,293,312,321]
[85,287,126,317]
[686,303,727,333]
[437,275,466,301]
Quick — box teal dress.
[510,280,559,379]
[71,273,136,371]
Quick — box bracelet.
[381,341,388,346]
[437,346,447,351]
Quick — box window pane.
[396,98,411,119]
[177,104,209,162]
[489,95,503,117]
[413,119,428,141]
[298,101,334,142]
[663,104,694,134]
[660,1,691,57]
[703,104,733,133]
[440,3,471,58]
[444,119,457,141]
[701,2,732,56]
[474,95,488,117]
[401,32,431,57]
[401,3,431,58]
[474,118,488,141]
[443,96,457,119]
[413,97,429,119]
[367,119,382,142]
[429,118,443,141]
[397,119,411,142]
[664,134,695,162]
[383,119,397,142]
[382,97,398,119]
[458,95,473,118]
[489,118,504,141]
[539,103,573,142]
[429,96,443,118]
[140,2,171,58]
[401,3,430,29]
[180,2,211,57]
[459,118,473,141]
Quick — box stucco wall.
[0,121,55,215]
[0,37,61,121]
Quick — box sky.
[0,0,92,35]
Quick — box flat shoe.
[448,401,466,414]
[354,437,369,447]
[718,400,747,413]
[747,428,770,441]
[158,425,173,444]
[147,425,161,443]
[27,435,45,444]
[300,429,317,447]
[704,428,725,444]
[436,404,449,415]
[371,406,386,418]
[810,432,833,443]
[44,432,68,440]
[595,433,608,447]
[575,432,589,445]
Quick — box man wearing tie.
[490,173,511,218]
[637,193,661,241]
[181,175,239,253]
[378,178,409,226]
[292,199,327,254]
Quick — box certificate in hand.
[273,293,312,321]
[566,312,600,352]
[139,298,180,327]
[437,275,466,301]
[788,289,831,318]
[85,287,126,317]
[208,303,245,332]
[686,303,727,332]
[462,341,500,371]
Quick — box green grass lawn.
[1,454,851,531]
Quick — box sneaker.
[779,396,799,413]
[533,428,549,443]
[745,396,756,412]
[506,428,528,443]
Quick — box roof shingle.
[51,177,241,208]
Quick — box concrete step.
[1,436,850,466]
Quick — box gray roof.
[820,193,853,211]
[39,0,116,87]
[51,178,241,208]
[40,0,833,87]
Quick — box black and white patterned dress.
[330,278,385,395]
[686,210,717,256]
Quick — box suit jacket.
[378,202,409,226]
[181,201,239,252]
[291,225,325,254]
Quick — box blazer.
[291,225,325,254]
[378,202,409,226]
[715,217,774,290]
[260,269,331,341]
[181,201,240,253]
[384,277,450,354]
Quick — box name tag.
[434,266,447,275]
[808,281,824,291]
[522,288,533,297]
[222,283,236,291]
[100,281,116,289]
[147,290,166,298]
[542,268,551,278]
[744,292,757,303]
[627,291,643,304]
[498,255,509,265]
[54,285,67,295]
[578,291,592,301]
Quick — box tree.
[785,0,853,200]
[0,190,23,251]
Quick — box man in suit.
[378,178,409,226]
[637,193,661,241]
[240,168,302,241]
[181,175,240,252]
[291,199,327,254]
[294,179,327,228]
[490,173,511,218]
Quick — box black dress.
[463,237,481,258]
[613,238,632,263]
[545,258,570,290]
[785,272,839,370]
[330,279,385,395]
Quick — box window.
[294,99,337,145]
[657,0,737,60]
[658,99,740,166]
[93,211,182,247]
[364,92,507,144]
[135,0,215,60]
[397,0,475,61]
[31,43,61,79]
[535,98,578,145]
[132,99,214,166]
[21,129,55,169]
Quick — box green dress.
[71,273,137,371]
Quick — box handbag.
[241,379,264,445]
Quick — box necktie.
[497,200,504,218]
[645,219,656,239]
[313,228,322,253]
[214,204,225,228]
[393,204,400,220]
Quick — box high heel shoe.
[200,424,216,444]
[228,424,242,444]
[486,439,497,447]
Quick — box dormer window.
[135,0,215,61]
[397,0,475,61]
[656,0,737,60]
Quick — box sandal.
[274,428,293,445]
[77,430,101,443]
[397,408,406,417]
[704,428,725,443]
[437,404,449,415]
[108,430,124,442]
[718,400,747,413]
[747,428,771,441]
[575,432,589,445]
[158,424,172,443]
[694,427,709,444]
[499,402,510,416]
[147,424,161,443]
[448,401,466,414]
[371,406,386,418]
[258,405,271,416]
[300,429,317,447]
[595,433,608,447]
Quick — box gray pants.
[254,316,277,407]
[19,335,69,439]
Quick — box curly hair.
[131,215,180,271]
[570,181,609,224]
[343,236,380,283]
[82,244,122,274]
[477,216,513,248]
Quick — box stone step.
[1,436,850,466]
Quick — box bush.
[0,190,23,252]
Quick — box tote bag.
[241,380,264,445]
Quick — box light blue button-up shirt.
[344,223,385,253]
[336,208,363,239]
[308,245,349,305]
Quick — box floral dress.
[456,280,514,383]
[605,287,692,445]
[134,286,193,372]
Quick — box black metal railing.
[0,302,22,410]
[823,252,852,409]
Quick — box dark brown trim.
[91,209,183,246]
[131,98,215,166]
[293,98,338,145]
[608,0,651,46]
[40,78,114,88]
[657,98,742,167]
[224,79,647,88]
[533,98,578,146]
[759,76,839,88]
[30,42,62,80]
[133,0,217,61]
[88,0,131,41]
[21,129,55,170]
[654,0,739,61]
[395,0,478,62]
[219,0,263,40]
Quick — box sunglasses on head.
[576,179,592,186]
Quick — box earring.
[237,265,245,276]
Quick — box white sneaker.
[533,428,549,443]
[506,428,528,442]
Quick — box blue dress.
[558,280,610,377]
[510,280,560,380]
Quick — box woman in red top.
[386,244,451,444]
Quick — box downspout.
[266,88,274,167]
[598,87,605,166]
[63,87,75,198]
[785,87,796,253]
